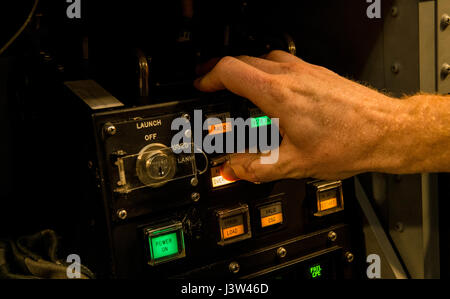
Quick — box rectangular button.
[251,116,272,128]
[259,202,283,228]
[222,214,244,239]
[216,204,252,246]
[206,112,232,135]
[223,224,245,239]
[319,197,338,211]
[261,213,283,228]
[308,180,344,217]
[145,222,185,266]
[208,122,232,135]
[211,165,236,188]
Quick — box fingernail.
[220,161,239,181]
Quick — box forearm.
[369,94,450,174]
[195,51,450,181]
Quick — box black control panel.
[69,86,365,279]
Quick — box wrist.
[365,94,445,174]
[357,93,410,174]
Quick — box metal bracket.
[355,176,408,279]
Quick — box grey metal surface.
[437,0,450,93]
[383,0,421,96]
[387,174,424,278]
[64,80,124,110]
[421,173,440,278]
[419,0,436,92]
[361,0,441,279]
[418,0,442,278]
[355,177,408,279]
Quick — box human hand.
[194,50,405,182]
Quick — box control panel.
[69,85,364,279]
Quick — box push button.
[259,202,283,228]
[216,204,252,246]
[211,165,236,188]
[222,214,245,239]
[308,180,344,217]
[144,221,185,266]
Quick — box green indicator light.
[150,232,179,260]
[251,116,272,128]
[309,264,322,278]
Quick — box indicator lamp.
[145,221,186,266]
[309,264,323,278]
[216,204,252,246]
[211,165,237,188]
[251,116,272,128]
[259,202,283,228]
[308,180,344,217]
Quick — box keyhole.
[159,166,165,177]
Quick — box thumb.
[220,150,286,183]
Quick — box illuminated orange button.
[212,175,235,188]
[222,224,245,239]
[208,122,232,135]
[261,213,283,228]
[319,197,338,211]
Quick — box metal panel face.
[383,0,421,96]
[437,0,450,93]
[419,0,436,93]
[387,174,424,278]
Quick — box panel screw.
[441,63,450,78]
[394,222,404,232]
[391,63,400,74]
[104,123,116,136]
[277,247,287,258]
[328,231,337,242]
[185,129,192,138]
[345,252,354,263]
[229,261,240,274]
[190,177,199,187]
[43,54,53,62]
[391,6,398,17]
[441,14,450,29]
[191,192,200,202]
[117,209,127,220]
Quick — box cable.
[0,0,39,56]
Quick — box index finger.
[194,56,284,117]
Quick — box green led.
[309,264,322,278]
[251,116,272,128]
[150,232,179,260]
